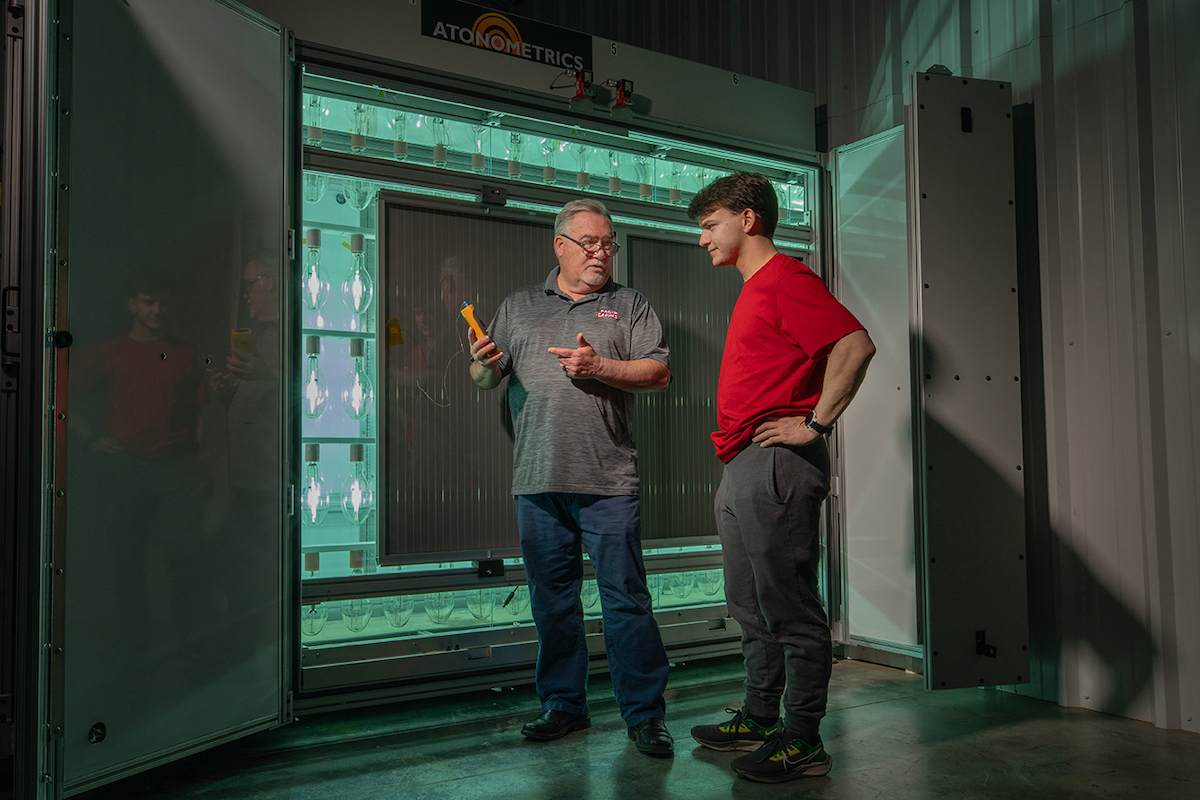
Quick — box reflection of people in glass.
[687,173,875,783]
[408,255,507,536]
[405,281,439,371]
[208,255,280,540]
[73,271,205,460]
[70,269,208,624]
[398,281,439,449]
[468,199,675,757]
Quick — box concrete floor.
[75,655,1200,799]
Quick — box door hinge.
[976,629,997,658]
[287,229,295,260]
[287,484,295,516]
[6,2,24,40]
[2,286,19,357]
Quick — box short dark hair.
[125,268,174,302]
[687,172,779,239]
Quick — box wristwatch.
[805,413,833,436]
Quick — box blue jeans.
[515,493,668,727]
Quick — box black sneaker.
[730,729,832,782]
[690,707,778,752]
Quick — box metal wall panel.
[823,0,1200,731]
[1143,0,1200,733]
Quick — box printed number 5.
[611,42,617,56]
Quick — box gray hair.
[245,253,280,280]
[554,198,613,238]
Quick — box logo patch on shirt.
[597,309,620,320]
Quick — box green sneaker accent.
[690,707,779,752]
[731,730,833,783]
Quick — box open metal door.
[830,73,1031,691]
[908,72,1030,691]
[47,1,292,794]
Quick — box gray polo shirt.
[489,268,670,496]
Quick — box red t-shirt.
[713,253,864,462]
[72,335,205,461]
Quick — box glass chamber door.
[828,128,921,660]
[50,1,292,794]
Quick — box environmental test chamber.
[6,1,1029,795]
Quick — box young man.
[69,270,209,634]
[73,271,206,463]
[468,198,675,757]
[687,173,876,782]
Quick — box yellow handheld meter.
[460,301,502,358]
[230,328,254,358]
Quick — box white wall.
[825,0,1199,731]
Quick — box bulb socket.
[305,335,321,355]
[349,338,365,358]
[304,443,321,462]
[350,233,365,254]
[349,443,365,463]
[306,228,321,248]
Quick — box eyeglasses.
[560,234,620,255]
[243,275,268,291]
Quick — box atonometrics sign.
[421,1,592,71]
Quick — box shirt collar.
[543,267,615,301]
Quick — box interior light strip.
[381,183,478,203]
[627,131,815,176]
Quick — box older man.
[468,198,674,757]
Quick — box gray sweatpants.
[715,439,832,739]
